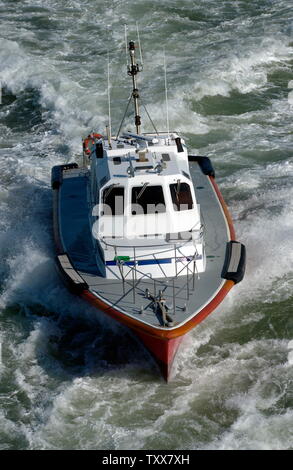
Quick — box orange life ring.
[83,136,93,155]
[83,133,103,155]
[92,133,103,139]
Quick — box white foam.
[287,351,293,365]
[0,0,292,451]
[0,37,108,155]
[0,410,23,450]
[190,38,293,100]
[142,95,210,134]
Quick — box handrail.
[103,241,201,320]
[99,228,202,255]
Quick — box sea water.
[0,0,292,450]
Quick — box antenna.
[124,25,129,66]
[136,23,143,68]
[128,41,142,134]
[163,48,170,138]
[107,52,112,148]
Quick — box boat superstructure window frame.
[102,184,125,216]
[170,181,194,211]
[131,184,166,215]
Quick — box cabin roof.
[95,133,190,186]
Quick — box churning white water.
[0,0,292,450]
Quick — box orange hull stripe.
[81,279,235,340]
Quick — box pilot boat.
[51,41,245,380]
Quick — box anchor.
[145,288,174,327]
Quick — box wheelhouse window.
[102,186,124,215]
[131,185,166,215]
[170,182,193,211]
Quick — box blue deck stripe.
[106,258,172,266]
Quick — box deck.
[56,162,231,330]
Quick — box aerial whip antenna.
[107,52,112,148]
[124,25,129,67]
[163,48,170,138]
[136,23,143,68]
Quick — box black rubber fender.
[175,137,184,153]
[55,253,88,294]
[188,155,215,178]
[221,241,246,284]
[51,163,78,189]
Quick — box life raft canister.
[83,133,103,155]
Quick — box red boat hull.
[133,331,183,381]
[80,278,234,380]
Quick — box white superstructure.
[88,132,205,280]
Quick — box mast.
[127,41,142,134]
[163,49,170,139]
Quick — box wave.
[0,0,292,451]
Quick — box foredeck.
[57,162,231,330]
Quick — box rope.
[116,92,133,139]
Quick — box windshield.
[102,186,124,215]
[131,185,166,215]
[170,182,193,211]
